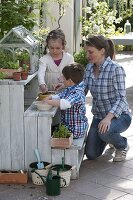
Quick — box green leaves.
[0,0,36,39]
[53,124,71,138]
[74,48,88,67]
[81,1,119,37]
[22,64,29,72]
[0,72,6,79]
[0,50,13,69]
[7,61,19,69]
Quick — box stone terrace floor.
[0,53,133,200]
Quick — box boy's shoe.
[113,144,129,162]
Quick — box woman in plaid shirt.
[44,63,88,139]
[84,35,132,162]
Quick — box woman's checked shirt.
[84,57,131,119]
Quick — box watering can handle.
[33,170,47,184]
[60,177,67,187]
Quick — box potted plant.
[51,124,73,148]
[21,64,29,80]
[0,50,21,79]
[13,71,21,81]
[16,50,30,68]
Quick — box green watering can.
[32,168,66,196]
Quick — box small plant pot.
[0,170,28,184]
[0,68,22,79]
[21,71,28,80]
[51,134,73,148]
[13,72,21,81]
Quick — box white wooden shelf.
[0,72,38,170]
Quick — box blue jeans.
[85,114,132,160]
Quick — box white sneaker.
[109,143,115,149]
[113,144,129,162]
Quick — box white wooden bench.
[24,104,58,169]
[24,103,88,179]
[51,130,88,179]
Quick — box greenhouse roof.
[0,25,38,48]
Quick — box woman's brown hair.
[85,35,115,59]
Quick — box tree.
[0,0,37,39]
[81,0,122,38]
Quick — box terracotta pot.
[21,71,28,80]
[13,72,21,81]
[51,134,73,148]
[0,170,28,184]
[0,68,22,79]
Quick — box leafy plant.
[22,64,29,72]
[16,50,30,62]
[53,124,72,138]
[0,50,19,69]
[0,72,7,79]
[0,0,37,39]
[74,48,88,67]
[7,61,19,69]
[81,0,122,37]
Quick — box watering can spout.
[46,169,53,181]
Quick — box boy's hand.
[42,95,52,103]
[53,83,65,91]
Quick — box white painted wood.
[24,105,39,169]
[24,115,38,169]
[10,85,24,170]
[0,73,38,170]
[71,134,87,149]
[24,101,87,178]
[24,103,58,169]
[51,149,65,165]
[38,116,52,163]
[0,85,11,170]
[0,72,37,86]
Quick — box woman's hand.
[98,113,114,134]
[98,118,111,134]
[39,84,48,93]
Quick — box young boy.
[44,63,88,139]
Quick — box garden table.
[111,33,133,46]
